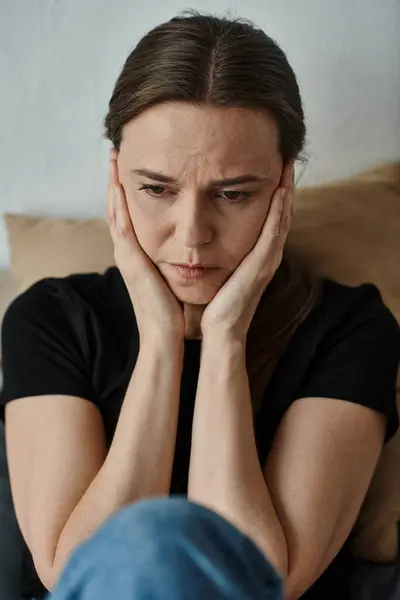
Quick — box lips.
[170,263,218,279]
[173,263,216,268]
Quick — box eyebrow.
[130,168,270,187]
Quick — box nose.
[175,193,213,248]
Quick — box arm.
[263,395,385,600]
[188,334,288,576]
[187,169,293,576]
[187,334,386,600]
[187,160,397,598]
[6,336,183,591]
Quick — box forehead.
[120,102,280,173]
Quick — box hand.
[200,162,295,341]
[107,152,185,343]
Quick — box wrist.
[140,331,184,359]
[201,330,246,350]
[201,332,246,363]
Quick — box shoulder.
[317,277,391,317]
[306,278,400,351]
[1,266,131,365]
[3,266,123,326]
[294,278,400,442]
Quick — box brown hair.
[103,9,323,413]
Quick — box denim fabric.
[48,497,283,600]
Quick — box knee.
[82,497,276,578]
[54,497,282,600]
[93,496,211,548]
[69,497,204,562]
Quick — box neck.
[183,303,205,339]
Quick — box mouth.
[169,263,219,280]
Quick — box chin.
[159,263,225,305]
[168,282,218,305]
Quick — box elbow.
[285,580,305,600]
[280,542,303,600]
[32,539,69,592]
[33,557,58,593]
[267,549,288,585]
[34,550,70,592]
[284,564,312,600]
[257,526,288,582]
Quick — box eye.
[217,190,251,202]
[138,185,251,203]
[138,184,170,197]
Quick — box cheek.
[125,193,165,259]
[224,205,268,266]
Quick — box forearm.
[51,337,183,584]
[188,335,288,577]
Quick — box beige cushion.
[0,270,16,334]
[3,160,400,563]
[4,215,115,295]
[291,162,400,323]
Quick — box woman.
[1,10,399,600]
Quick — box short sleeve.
[0,278,96,420]
[296,284,400,443]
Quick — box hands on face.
[106,149,294,342]
[200,162,295,340]
[107,152,186,343]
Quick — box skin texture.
[115,102,285,338]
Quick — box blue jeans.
[48,497,283,600]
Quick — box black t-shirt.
[1,266,399,599]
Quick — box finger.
[112,182,145,258]
[266,163,294,238]
[218,187,285,300]
[212,169,293,298]
[250,186,288,274]
[280,161,295,189]
[283,162,296,217]
[109,155,119,187]
[106,159,116,226]
[279,184,293,237]
[107,158,128,236]
[278,162,294,233]
[113,182,133,237]
[263,162,293,222]
[106,158,126,236]
[106,156,144,255]
[109,147,118,163]
[267,186,286,240]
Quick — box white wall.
[0,0,399,268]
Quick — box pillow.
[290,161,400,322]
[3,215,115,295]
[0,270,16,367]
[3,160,400,563]
[0,270,16,325]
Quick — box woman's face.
[116,102,285,305]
